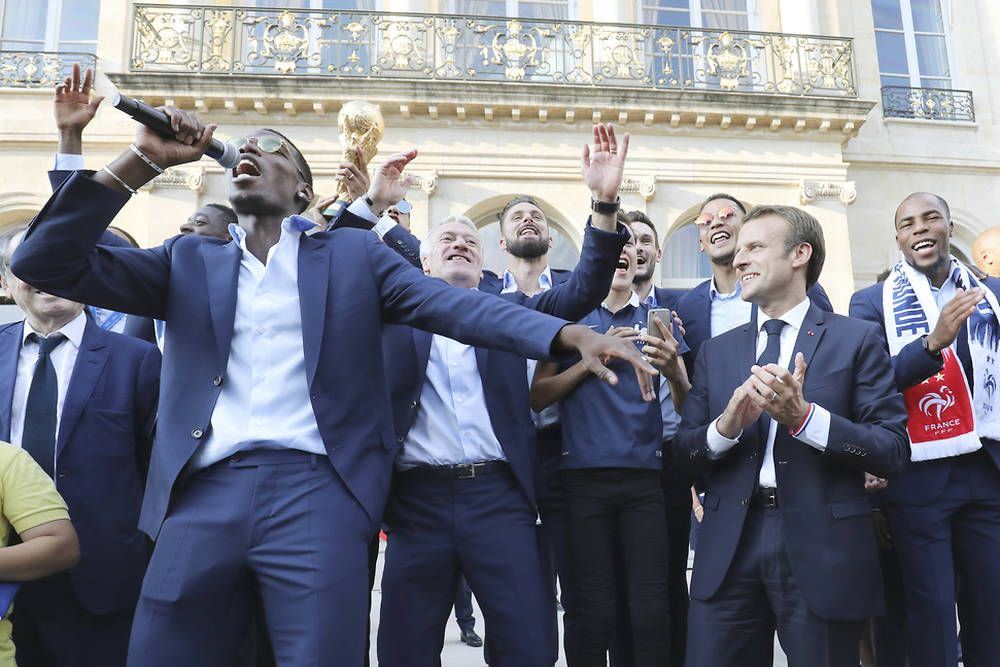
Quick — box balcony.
[112,4,873,133]
[1,51,96,89]
[881,85,975,122]
[131,4,858,96]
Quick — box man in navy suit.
[10,108,653,666]
[0,225,159,667]
[674,194,832,378]
[376,123,634,666]
[675,204,908,666]
[850,192,1000,667]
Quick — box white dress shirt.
[10,312,87,459]
[189,216,326,469]
[709,277,753,338]
[396,333,506,469]
[502,266,561,430]
[706,298,831,487]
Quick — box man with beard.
[625,210,686,312]
[850,192,1000,667]
[675,194,832,378]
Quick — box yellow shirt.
[0,443,70,667]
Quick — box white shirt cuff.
[347,198,379,224]
[706,417,741,458]
[373,215,398,238]
[55,153,85,171]
[790,403,830,451]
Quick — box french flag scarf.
[882,257,1000,461]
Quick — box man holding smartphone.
[530,223,690,665]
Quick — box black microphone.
[111,93,239,169]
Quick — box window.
[639,0,749,29]
[0,0,99,53]
[873,0,951,88]
[447,0,574,20]
[661,224,713,283]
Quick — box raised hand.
[306,194,340,227]
[336,146,371,202]
[368,150,418,213]
[747,352,810,427]
[926,287,986,354]
[554,324,658,401]
[580,123,629,203]
[132,106,216,170]
[54,63,104,153]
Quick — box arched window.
[0,0,99,53]
[660,223,713,286]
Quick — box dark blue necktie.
[21,333,65,478]
[757,319,787,367]
[756,319,786,435]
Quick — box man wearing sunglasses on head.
[10,106,657,667]
[674,193,833,378]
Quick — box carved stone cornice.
[142,166,206,192]
[798,179,856,206]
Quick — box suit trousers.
[562,467,670,667]
[886,449,1000,667]
[454,577,475,632]
[685,505,863,667]
[13,572,133,667]
[378,466,556,667]
[537,429,575,661]
[127,449,372,667]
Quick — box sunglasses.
[695,206,737,226]
[228,135,308,182]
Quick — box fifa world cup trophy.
[335,100,385,203]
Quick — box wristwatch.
[590,197,621,214]
[921,335,944,363]
[363,194,385,218]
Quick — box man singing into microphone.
[11,108,657,667]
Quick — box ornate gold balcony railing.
[1,51,96,88]
[881,85,975,122]
[130,4,857,97]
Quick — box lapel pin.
[806,330,814,335]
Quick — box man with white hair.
[376,125,641,666]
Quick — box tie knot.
[29,333,65,356]
[762,319,786,337]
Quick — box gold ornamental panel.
[126,4,859,99]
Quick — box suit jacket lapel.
[298,234,331,388]
[57,321,109,456]
[793,304,826,379]
[475,347,490,389]
[414,328,432,379]
[202,242,241,361]
[0,324,23,441]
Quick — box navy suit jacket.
[381,223,628,507]
[12,173,574,540]
[676,279,833,378]
[0,319,159,614]
[850,278,1000,503]
[674,304,908,620]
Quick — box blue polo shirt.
[559,294,689,471]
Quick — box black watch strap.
[363,194,385,217]
[591,197,621,214]
[921,335,943,363]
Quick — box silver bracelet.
[102,165,137,195]
[128,143,165,174]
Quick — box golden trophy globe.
[335,100,385,204]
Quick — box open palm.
[581,123,629,202]
[54,63,103,132]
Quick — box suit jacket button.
[396,436,404,443]
[740,499,748,506]
[213,375,223,386]
[191,428,204,438]
[410,400,418,408]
